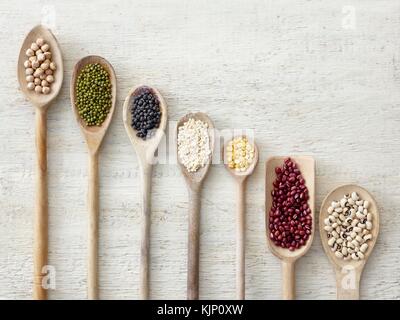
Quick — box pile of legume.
[76,63,112,126]
[226,136,255,172]
[130,88,161,139]
[24,38,57,94]
[269,158,312,251]
[177,118,211,172]
[324,192,373,260]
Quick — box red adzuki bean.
[269,158,312,251]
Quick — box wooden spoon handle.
[139,163,153,300]
[282,260,295,300]
[236,181,245,300]
[335,267,361,299]
[187,187,201,300]
[33,108,48,300]
[88,152,99,300]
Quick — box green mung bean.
[76,63,112,126]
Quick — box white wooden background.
[0,0,399,300]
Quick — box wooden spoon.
[176,112,215,300]
[222,136,259,299]
[17,25,64,300]
[265,156,315,300]
[122,85,168,300]
[319,184,379,299]
[70,55,117,299]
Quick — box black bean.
[130,88,162,140]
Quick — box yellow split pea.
[226,137,255,171]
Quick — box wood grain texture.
[236,181,246,300]
[187,187,201,300]
[33,108,48,300]
[139,162,152,300]
[1,0,400,300]
[335,267,361,300]
[282,260,295,300]
[87,152,99,299]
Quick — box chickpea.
[34,85,42,94]
[23,38,56,94]
[32,60,40,69]
[36,38,45,46]
[26,49,34,57]
[31,42,39,51]
[41,44,50,52]
[42,86,50,94]
[37,53,45,62]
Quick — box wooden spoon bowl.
[222,135,259,181]
[70,55,117,154]
[18,25,64,109]
[122,85,168,300]
[265,156,315,299]
[123,85,168,160]
[319,184,379,299]
[176,112,215,187]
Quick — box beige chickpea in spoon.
[23,38,57,94]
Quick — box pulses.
[130,88,161,139]
[226,137,255,172]
[76,63,112,126]
[269,158,312,251]
[24,38,57,94]
[324,192,373,261]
